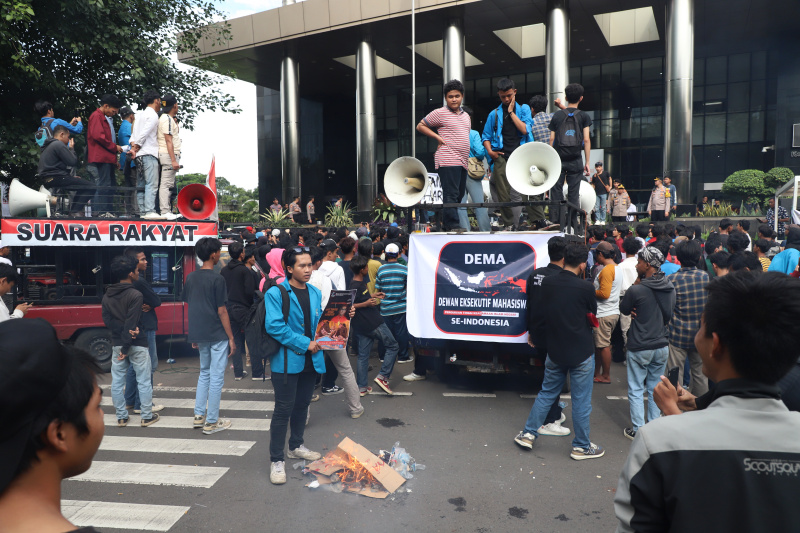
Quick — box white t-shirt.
[130,107,159,158]
[157,114,181,154]
[0,299,22,322]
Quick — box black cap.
[0,319,72,493]
[119,106,134,119]
[161,94,177,111]
[321,239,338,253]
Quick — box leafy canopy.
[0,0,238,183]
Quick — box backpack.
[35,118,56,150]
[467,156,485,180]
[554,109,582,159]
[244,280,289,380]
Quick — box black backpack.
[554,109,582,160]
[35,118,56,151]
[244,279,289,380]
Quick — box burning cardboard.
[305,437,406,499]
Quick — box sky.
[177,0,289,190]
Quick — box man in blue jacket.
[482,78,533,230]
[265,247,325,485]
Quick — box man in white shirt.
[317,239,346,290]
[157,94,181,220]
[0,241,11,266]
[0,264,31,322]
[129,90,164,220]
[618,236,642,348]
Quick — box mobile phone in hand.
[667,366,680,388]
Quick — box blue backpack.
[35,118,56,150]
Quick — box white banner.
[420,173,442,205]
[407,232,559,343]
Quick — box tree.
[765,167,795,190]
[721,170,767,205]
[0,0,239,185]
[176,173,258,217]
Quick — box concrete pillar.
[443,19,465,105]
[356,39,377,212]
[546,0,570,114]
[280,51,300,204]
[663,0,694,204]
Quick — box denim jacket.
[480,102,534,152]
[264,279,325,374]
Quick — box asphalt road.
[63,346,641,533]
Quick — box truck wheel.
[435,352,459,382]
[75,329,113,373]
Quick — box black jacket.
[37,137,78,177]
[133,278,161,331]
[539,269,597,366]
[102,283,147,353]
[619,272,675,351]
[220,259,255,322]
[526,263,563,352]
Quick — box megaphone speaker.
[384,156,430,207]
[177,183,217,220]
[10,179,52,217]
[563,180,598,214]
[506,142,562,196]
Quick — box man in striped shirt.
[417,79,471,231]
[375,243,411,364]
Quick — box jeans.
[667,344,708,396]
[457,177,490,231]
[594,193,608,223]
[269,371,316,462]
[382,313,409,361]
[87,162,115,214]
[523,354,595,450]
[551,165,583,233]
[124,330,158,410]
[626,346,669,431]
[158,152,179,214]
[44,174,94,214]
[111,345,152,420]
[355,323,399,388]
[323,348,362,414]
[194,339,229,425]
[136,154,159,215]
[438,166,467,230]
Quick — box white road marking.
[443,392,496,398]
[99,436,256,456]
[519,394,572,399]
[62,500,189,532]
[103,414,270,431]
[70,461,228,488]
[101,397,274,411]
[607,396,649,401]
[368,391,414,396]
[100,384,273,394]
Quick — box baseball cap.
[272,229,281,237]
[596,241,614,255]
[321,239,338,252]
[617,184,625,189]
[595,162,603,167]
[161,94,177,111]
[385,243,400,255]
[119,106,134,119]
[0,319,73,493]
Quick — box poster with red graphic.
[314,290,355,350]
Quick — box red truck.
[1,217,218,371]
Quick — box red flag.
[205,155,218,221]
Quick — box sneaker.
[117,418,129,427]
[310,394,320,402]
[193,415,206,428]
[539,219,560,231]
[623,427,637,441]
[270,461,287,485]
[403,372,426,382]
[134,404,164,414]
[359,386,372,397]
[570,442,605,460]
[287,445,322,461]
[252,375,270,381]
[538,421,571,436]
[374,374,393,395]
[100,212,116,219]
[142,212,165,220]
[321,385,344,396]
[396,356,414,364]
[203,419,232,435]
[514,431,536,449]
[351,406,365,419]
[162,212,179,220]
[234,370,249,381]
[140,413,160,427]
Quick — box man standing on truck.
[186,237,235,434]
[103,255,160,427]
[123,248,164,415]
[220,241,253,381]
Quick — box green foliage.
[0,0,239,185]
[324,203,354,227]
[765,167,795,190]
[371,196,402,225]
[721,170,767,204]
[697,201,736,218]
[260,208,299,228]
[218,211,253,224]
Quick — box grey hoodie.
[37,137,78,177]
[619,272,676,351]
[102,283,147,353]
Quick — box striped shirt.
[530,111,553,144]
[667,266,708,351]
[375,262,408,316]
[423,106,470,169]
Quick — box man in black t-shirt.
[349,255,399,395]
[549,83,593,235]
[591,162,612,223]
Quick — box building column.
[280,50,301,204]
[356,39,377,212]
[546,0,570,114]
[663,0,694,204]
[443,19,465,104]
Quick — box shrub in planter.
[721,169,767,205]
[765,167,795,190]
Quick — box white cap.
[385,243,400,255]
[348,231,358,240]
[271,229,280,237]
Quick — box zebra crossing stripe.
[519,394,572,399]
[442,392,496,398]
[102,414,271,431]
[99,436,256,456]
[100,384,274,394]
[101,397,274,411]
[62,500,190,532]
[71,461,228,488]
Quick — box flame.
[315,451,383,490]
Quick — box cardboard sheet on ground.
[305,437,406,499]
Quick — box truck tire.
[74,329,113,373]
[435,351,459,382]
